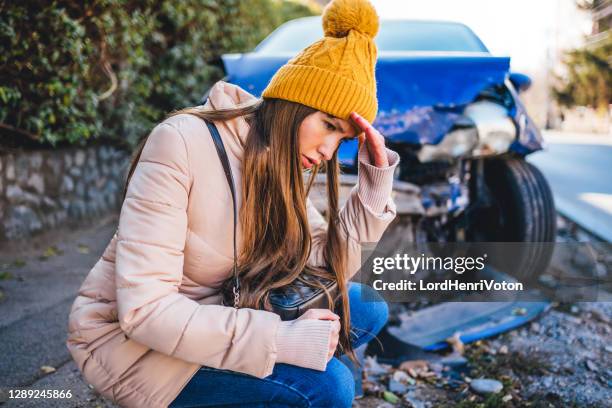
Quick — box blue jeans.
[169,282,388,408]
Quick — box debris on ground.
[354,301,612,408]
[353,215,611,407]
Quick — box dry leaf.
[446,333,465,355]
[419,371,436,379]
[40,365,56,374]
[399,359,428,373]
[40,246,63,259]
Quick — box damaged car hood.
[224,52,508,139]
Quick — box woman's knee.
[348,283,389,335]
[312,358,355,408]
[367,289,389,333]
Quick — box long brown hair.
[123,95,358,365]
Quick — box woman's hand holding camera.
[350,111,389,168]
[297,309,341,362]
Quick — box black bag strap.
[203,119,240,308]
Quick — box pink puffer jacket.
[66,80,399,407]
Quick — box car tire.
[468,157,556,280]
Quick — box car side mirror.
[509,72,532,93]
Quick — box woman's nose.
[317,143,335,161]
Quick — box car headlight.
[464,100,517,157]
[417,127,478,162]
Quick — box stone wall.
[0,146,130,240]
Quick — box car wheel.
[467,157,556,279]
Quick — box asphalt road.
[0,215,119,407]
[527,131,612,242]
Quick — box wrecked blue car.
[220,17,556,274]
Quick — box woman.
[66,0,399,406]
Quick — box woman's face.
[298,111,359,169]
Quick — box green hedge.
[0,0,317,148]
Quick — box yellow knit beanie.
[261,0,380,123]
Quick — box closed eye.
[324,117,356,141]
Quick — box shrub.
[0,0,318,148]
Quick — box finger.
[350,112,372,133]
[361,123,385,147]
[358,131,366,149]
[368,146,389,168]
[350,114,369,151]
[365,131,386,156]
[348,112,365,147]
[329,337,339,351]
[333,320,341,333]
[347,115,363,137]
[352,113,385,151]
[351,112,381,141]
[300,309,340,321]
[317,311,340,321]
[358,122,387,167]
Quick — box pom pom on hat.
[322,0,379,39]
[262,0,380,123]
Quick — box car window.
[255,18,488,54]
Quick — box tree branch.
[0,122,40,141]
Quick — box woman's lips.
[301,155,314,168]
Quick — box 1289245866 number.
[8,389,73,399]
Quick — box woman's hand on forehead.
[349,112,389,168]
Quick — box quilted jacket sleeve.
[307,143,400,280]
[115,121,308,378]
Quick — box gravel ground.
[353,301,611,408]
[352,216,611,408]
